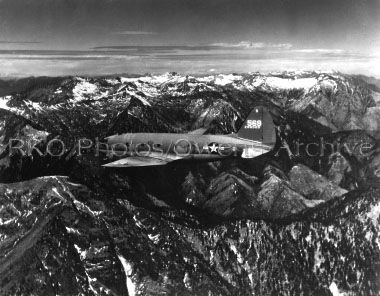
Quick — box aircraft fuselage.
[105,132,272,161]
[102,106,276,167]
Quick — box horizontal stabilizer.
[102,152,183,168]
[103,156,169,168]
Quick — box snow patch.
[313,241,324,273]
[228,239,243,264]
[132,215,144,228]
[74,244,88,260]
[72,79,98,102]
[73,199,103,216]
[151,73,174,84]
[148,233,160,244]
[367,202,380,227]
[120,73,178,85]
[0,96,17,112]
[214,74,242,86]
[183,272,191,289]
[0,217,16,226]
[198,75,215,83]
[319,79,337,91]
[265,77,317,90]
[118,255,136,296]
[65,227,81,235]
[0,97,10,110]
[329,282,345,296]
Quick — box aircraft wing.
[102,152,183,168]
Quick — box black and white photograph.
[0,0,379,295]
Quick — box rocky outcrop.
[289,164,348,201]
[257,166,325,219]
[202,169,259,218]
[327,152,351,186]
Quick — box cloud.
[0,41,41,44]
[290,48,372,59]
[91,43,293,52]
[0,48,379,78]
[292,49,346,54]
[112,31,157,36]
[91,45,214,51]
[210,41,293,49]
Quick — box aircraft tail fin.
[237,106,276,146]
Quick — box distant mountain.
[0,71,379,295]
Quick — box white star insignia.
[209,143,218,153]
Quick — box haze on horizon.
[0,0,379,78]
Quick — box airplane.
[101,105,276,168]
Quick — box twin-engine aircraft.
[102,105,276,168]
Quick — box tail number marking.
[245,120,262,129]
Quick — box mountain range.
[0,71,379,295]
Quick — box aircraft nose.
[103,135,116,143]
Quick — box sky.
[0,0,379,77]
